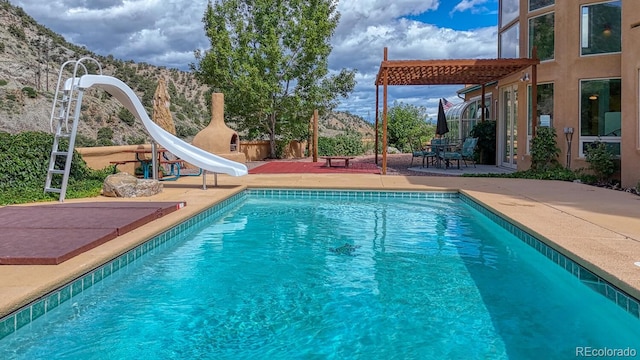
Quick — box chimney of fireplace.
[192,93,246,163]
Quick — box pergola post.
[313,109,318,162]
[382,47,388,175]
[375,85,379,165]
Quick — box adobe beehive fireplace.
[192,93,246,163]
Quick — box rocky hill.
[0,1,373,146]
[319,111,375,139]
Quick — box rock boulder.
[102,172,163,198]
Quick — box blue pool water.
[2,192,640,359]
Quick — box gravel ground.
[349,153,456,176]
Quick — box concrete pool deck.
[1,172,640,318]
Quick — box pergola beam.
[375,58,539,86]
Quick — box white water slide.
[76,75,248,177]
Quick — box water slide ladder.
[44,57,102,202]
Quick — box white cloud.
[13,0,209,65]
[12,0,499,120]
[452,0,488,13]
[336,0,439,34]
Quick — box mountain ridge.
[0,1,373,146]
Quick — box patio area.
[246,153,515,177]
[248,159,380,174]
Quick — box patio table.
[427,141,459,168]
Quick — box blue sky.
[11,0,500,122]
[408,1,498,31]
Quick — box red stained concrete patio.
[249,159,380,174]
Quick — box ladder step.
[56,133,71,138]
[49,169,65,175]
[53,151,69,156]
[44,187,62,193]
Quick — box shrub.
[118,107,135,126]
[126,136,147,145]
[470,121,496,164]
[530,127,561,171]
[75,134,97,147]
[275,139,290,159]
[0,131,108,204]
[21,87,37,98]
[7,24,26,40]
[318,133,365,156]
[176,124,198,138]
[463,167,577,181]
[97,127,114,146]
[585,141,615,183]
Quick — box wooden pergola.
[375,47,540,174]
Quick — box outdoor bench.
[321,156,355,168]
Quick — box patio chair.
[460,137,478,167]
[410,139,437,167]
[438,137,478,169]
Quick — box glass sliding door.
[500,85,518,168]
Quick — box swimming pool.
[1,190,639,359]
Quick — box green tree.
[193,0,356,158]
[382,101,431,152]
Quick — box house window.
[579,78,621,157]
[529,0,554,12]
[500,0,519,28]
[527,83,554,153]
[500,23,519,58]
[580,1,621,56]
[529,12,554,61]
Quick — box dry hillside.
[319,111,375,139]
[0,2,373,145]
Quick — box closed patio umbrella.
[435,99,449,138]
